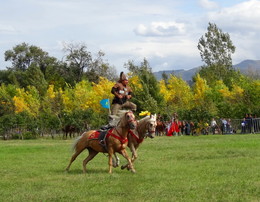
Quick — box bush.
[22,132,37,140]
[11,133,21,140]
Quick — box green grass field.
[0,134,259,202]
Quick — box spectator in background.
[245,114,250,133]
[253,114,258,133]
[241,118,247,134]
[184,121,191,135]
[178,120,184,136]
[167,118,180,136]
[221,118,227,134]
[247,114,253,134]
[226,118,232,134]
[190,121,197,136]
[211,118,217,135]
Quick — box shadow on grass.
[52,167,109,175]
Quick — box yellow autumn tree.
[43,78,114,115]
[13,86,40,117]
[42,84,64,115]
[159,80,171,102]
[192,74,217,120]
[129,75,143,93]
[0,84,16,114]
[73,80,93,110]
[193,74,210,104]
[219,83,244,103]
[160,75,193,112]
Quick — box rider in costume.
[110,72,136,115]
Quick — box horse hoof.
[131,169,136,173]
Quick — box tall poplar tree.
[197,22,237,87]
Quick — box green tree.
[24,65,48,95]
[63,42,92,83]
[161,71,169,84]
[87,51,117,82]
[5,42,55,73]
[198,22,235,67]
[4,43,59,89]
[197,23,237,87]
[63,43,117,83]
[0,70,12,85]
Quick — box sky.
[0,0,260,73]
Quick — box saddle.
[88,129,110,152]
[98,129,109,149]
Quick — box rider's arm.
[111,86,123,98]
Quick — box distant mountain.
[233,59,260,71]
[153,59,260,81]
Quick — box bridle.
[147,122,156,133]
[145,120,156,137]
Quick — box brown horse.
[65,110,137,174]
[156,120,166,136]
[113,114,157,170]
[62,125,79,139]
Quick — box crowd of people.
[160,113,260,136]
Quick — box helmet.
[120,72,128,81]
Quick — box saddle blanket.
[88,130,109,143]
[88,131,100,139]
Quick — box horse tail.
[71,132,86,152]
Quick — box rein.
[107,128,128,144]
[129,130,144,143]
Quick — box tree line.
[0,23,259,138]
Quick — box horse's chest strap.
[129,130,143,143]
[107,129,128,144]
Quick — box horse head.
[126,111,137,130]
[145,114,157,138]
[118,110,137,130]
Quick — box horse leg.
[112,154,120,168]
[121,155,136,170]
[65,146,85,171]
[121,145,137,170]
[82,148,98,173]
[65,132,68,139]
[120,149,136,173]
[108,149,114,174]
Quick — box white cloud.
[102,35,200,71]
[134,21,186,37]
[199,0,219,10]
[0,24,16,34]
[208,0,260,31]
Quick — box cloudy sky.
[0,0,260,73]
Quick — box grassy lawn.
[0,134,259,202]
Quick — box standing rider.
[111,72,137,115]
